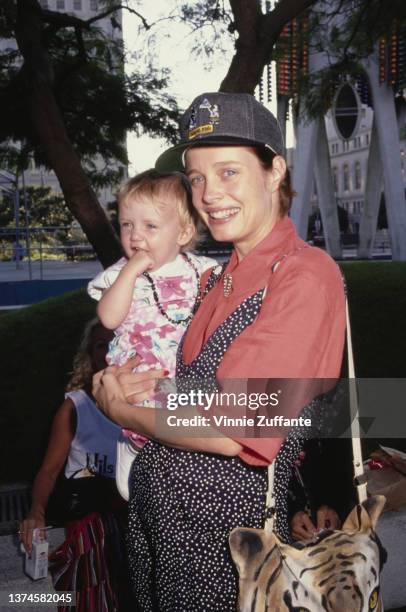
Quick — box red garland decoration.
[389,22,398,87]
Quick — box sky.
[122,4,232,173]
[122,2,285,174]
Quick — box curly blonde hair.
[66,318,103,392]
[118,169,202,250]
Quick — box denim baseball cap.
[155,92,284,172]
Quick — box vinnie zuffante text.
[164,390,312,429]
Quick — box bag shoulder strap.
[346,298,367,504]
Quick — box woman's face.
[186,146,283,259]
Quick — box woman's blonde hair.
[118,169,201,250]
[66,318,103,392]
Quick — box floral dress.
[88,253,216,376]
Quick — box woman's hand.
[291,505,340,541]
[115,357,167,404]
[316,505,340,531]
[291,510,316,541]
[93,356,167,419]
[19,514,45,554]
[93,365,125,422]
[93,357,242,455]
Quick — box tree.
[176,1,405,98]
[2,0,404,265]
[0,0,178,266]
[291,0,406,119]
[171,0,317,94]
[219,0,315,93]
[0,185,73,228]
[0,0,318,265]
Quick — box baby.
[88,169,216,371]
[88,169,216,495]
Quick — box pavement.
[0,259,103,283]
[376,509,406,610]
[0,518,404,611]
[0,529,66,611]
[0,259,105,308]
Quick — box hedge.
[0,262,405,483]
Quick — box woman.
[20,319,132,612]
[94,92,346,611]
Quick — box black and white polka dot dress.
[127,269,307,611]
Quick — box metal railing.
[1,226,95,280]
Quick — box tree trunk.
[220,0,316,94]
[220,42,270,94]
[28,84,123,267]
[15,0,122,268]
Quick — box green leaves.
[0,1,179,184]
[0,185,74,228]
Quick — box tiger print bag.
[230,495,387,612]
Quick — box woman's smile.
[206,207,240,222]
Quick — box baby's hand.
[127,250,154,274]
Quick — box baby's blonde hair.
[118,169,201,250]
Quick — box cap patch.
[198,99,220,125]
[188,106,197,130]
[188,124,214,140]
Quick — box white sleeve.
[87,258,127,301]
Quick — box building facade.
[287,104,406,237]
[328,105,406,233]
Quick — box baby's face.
[119,196,192,271]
